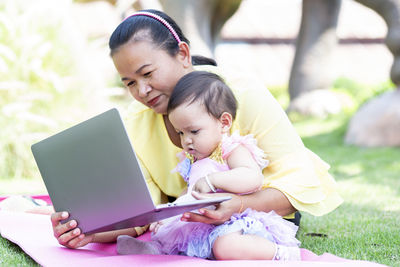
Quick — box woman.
[51,9,343,249]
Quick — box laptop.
[31,108,231,234]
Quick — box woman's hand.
[51,211,94,249]
[181,191,241,225]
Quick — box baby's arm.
[195,145,264,194]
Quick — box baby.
[117,71,300,261]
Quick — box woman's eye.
[144,71,152,77]
[177,131,183,135]
[127,81,135,87]
[191,130,199,134]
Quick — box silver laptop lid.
[31,108,155,232]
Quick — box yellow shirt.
[123,66,343,217]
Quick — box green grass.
[274,79,400,266]
[0,237,39,267]
[295,115,400,266]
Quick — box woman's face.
[112,41,192,114]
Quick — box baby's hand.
[149,221,163,234]
[193,177,214,193]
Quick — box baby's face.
[168,101,224,161]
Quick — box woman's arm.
[182,188,296,225]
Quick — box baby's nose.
[183,136,192,145]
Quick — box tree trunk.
[354,0,400,87]
[288,0,342,100]
[159,0,241,58]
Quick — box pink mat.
[0,197,386,266]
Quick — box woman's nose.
[138,82,151,97]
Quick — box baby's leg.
[212,231,300,261]
[117,235,162,255]
[213,231,275,260]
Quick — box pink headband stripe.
[124,11,182,44]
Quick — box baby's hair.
[109,9,216,66]
[167,71,237,120]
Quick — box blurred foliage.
[269,78,395,124]
[0,0,109,180]
[267,84,290,109]
[331,77,395,113]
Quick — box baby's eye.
[177,131,183,135]
[191,130,199,134]
[144,71,152,77]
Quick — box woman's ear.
[219,112,233,134]
[177,42,192,68]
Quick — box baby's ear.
[219,112,233,133]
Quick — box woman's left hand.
[180,191,241,225]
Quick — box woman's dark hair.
[109,9,216,66]
[167,71,237,120]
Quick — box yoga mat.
[0,198,386,266]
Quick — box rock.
[287,89,353,118]
[345,89,400,147]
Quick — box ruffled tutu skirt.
[152,208,300,259]
[151,214,215,257]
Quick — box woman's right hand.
[51,211,95,249]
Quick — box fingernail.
[69,220,77,227]
[73,229,79,235]
[199,209,205,214]
[61,212,68,219]
[183,213,190,218]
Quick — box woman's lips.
[147,95,160,106]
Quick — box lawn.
[295,115,400,266]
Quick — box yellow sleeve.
[232,82,343,216]
[123,102,186,205]
[137,156,169,205]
